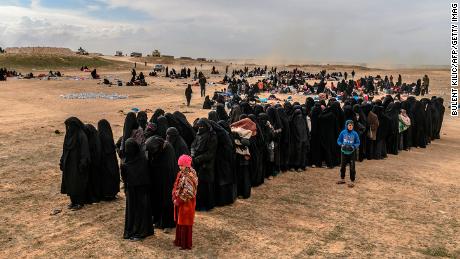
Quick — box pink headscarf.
[178,154,192,168]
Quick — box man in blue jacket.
[337,120,360,187]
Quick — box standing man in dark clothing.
[199,74,207,97]
[351,70,355,79]
[185,84,193,106]
[422,75,430,95]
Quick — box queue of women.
[60,90,445,249]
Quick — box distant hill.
[0,54,130,70]
[5,47,76,56]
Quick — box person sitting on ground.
[202,95,214,109]
[91,69,100,79]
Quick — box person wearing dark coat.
[372,105,389,159]
[259,113,276,177]
[172,111,196,148]
[208,120,237,206]
[121,138,154,241]
[137,111,148,131]
[432,97,445,139]
[240,102,253,115]
[60,117,90,210]
[216,103,229,121]
[229,105,242,123]
[83,124,103,204]
[155,116,169,139]
[385,102,400,155]
[277,107,290,172]
[185,84,193,106]
[318,106,339,168]
[353,104,367,161]
[208,110,219,122]
[150,109,165,124]
[266,107,282,175]
[232,130,252,199]
[421,98,433,145]
[97,119,120,200]
[166,127,190,161]
[289,109,310,171]
[190,119,218,211]
[145,136,178,231]
[412,100,427,148]
[248,114,266,186]
[309,103,322,167]
[327,101,344,165]
[118,112,144,159]
[203,96,214,109]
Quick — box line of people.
[59,93,445,247]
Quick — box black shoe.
[71,204,83,211]
[130,236,143,242]
[67,203,76,209]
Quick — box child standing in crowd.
[172,155,198,250]
[337,120,360,188]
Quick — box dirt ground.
[0,62,459,258]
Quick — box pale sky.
[0,0,450,66]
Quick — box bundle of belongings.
[230,118,257,157]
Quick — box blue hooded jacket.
[337,120,360,155]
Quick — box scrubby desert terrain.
[0,57,458,258]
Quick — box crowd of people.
[0,68,19,81]
[60,84,445,248]
[220,68,431,102]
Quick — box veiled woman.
[190,119,218,211]
[145,136,178,232]
[97,119,120,200]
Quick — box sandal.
[336,180,346,184]
[348,183,355,188]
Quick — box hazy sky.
[0,0,450,65]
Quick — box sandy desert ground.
[0,62,459,258]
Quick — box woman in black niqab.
[208,120,236,206]
[229,105,242,123]
[309,103,322,167]
[145,136,178,230]
[83,124,103,203]
[60,117,90,209]
[190,119,218,211]
[172,111,196,148]
[150,108,165,123]
[137,111,148,131]
[216,103,229,121]
[208,110,219,122]
[166,127,190,161]
[97,119,120,200]
[276,107,290,171]
[121,138,153,240]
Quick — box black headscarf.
[191,119,214,155]
[137,111,148,131]
[156,115,169,139]
[229,105,242,123]
[208,110,219,122]
[166,126,190,160]
[122,112,139,150]
[64,117,85,150]
[97,119,115,154]
[123,138,140,163]
[266,106,282,130]
[216,103,229,121]
[150,108,165,123]
[240,102,253,115]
